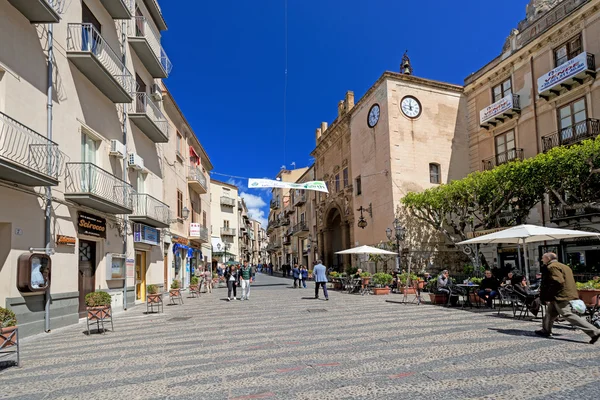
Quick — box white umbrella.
[457,224,600,280]
[335,245,398,255]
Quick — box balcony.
[283,236,291,246]
[294,192,306,206]
[130,193,170,228]
[220,196,236,207]
[280,217,290,226]
[143,0,167,31]
[67,24,135,103]
[128,93,169,143]
[482,148,524,171]
[291,222,309,236]
[100,0,133,19]
[550,203,600,222]
[270,200,280,210]
[0,111,66,187]
[64,163,133,214]
[542,118,600,152]
[479,94,521,129]
[538,52,596,101]
[187,166,207,194]
[189,224,209,243]
[220,227,236,237]
[7,0,62,23]
[127,16,172,78]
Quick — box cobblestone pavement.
[2,274,600,400]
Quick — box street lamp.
[386,218,405,272]
[356,203,372,229]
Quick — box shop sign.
[56,235,76,246]
[133,223,160,246]
[190,222,201,238]
[537,52,589,94]
[172,235,189,246]
[480,94,514,125]
[77,212,106,238]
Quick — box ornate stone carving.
[526,0,564,22]
[333,165,340,173]
[342,159,348,167]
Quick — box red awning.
[189,146,200,164]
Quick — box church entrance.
[323,207,349,271]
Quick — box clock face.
[368,104,380,127]
[401,96,421,119]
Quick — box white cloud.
[226,178,247,192]
[240,192,268,227]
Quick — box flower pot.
[400,287,416,294]
[362,278,371,285]
[372,287,390,295]
[0,326,18,349]
[169,288,181,297]
[189,285,198,292]
[87,305,111,321]
[428,293,447,304]
[418,280,425,290]
[578,289,600,306]
[147,293,162,304]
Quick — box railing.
[283,236,291,245]
[190,225,209,241]
[0,111,67,180]
[46,0,65,13]
[188,166,207,191]
[67,23,135,95]
[220,196,236,207]
[131,193,170,225]
[294,192,306,206]
[129,92,169,136]
[270,200,280,209]
[128,16,172,75]
[481,148,524,171]
[280,217,290,226]
[542,118,600,152]
[292,222,308,235]
[550,203,600,221]
[65,162,133,209]
[220,227,236,236]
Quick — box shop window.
[555,35,582,66]
[429,163,441,184]
[492,78,512,103]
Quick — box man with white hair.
[313,260,329,301]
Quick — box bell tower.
[401,51,412,75]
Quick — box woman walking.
[225,265,238,301]
[300,265,308,288]
[292,264,300,288]
[203,267,212,293]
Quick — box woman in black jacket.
[225,266,238,301]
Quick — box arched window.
[429,163,441,184]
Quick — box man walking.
[239,261,252,301]
[536,252,600,344]
[313,260,329,300]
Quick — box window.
[558,97,587,143]
[81,133,97,163]
[355,176,362,195]
[429,163,441,184]
[495,130,516,164]
[191,200,198,223]
[492,78,512,103]
[300,212,305,223]
[224,220,230,228]
[176,131,183,159]
[176,190,183,219]
[343,168,349,187]
[203,211,207,228]
[137,172,146,193]
[335,174,340,192]
[555,35,582,66]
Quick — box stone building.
[465,0,600,272]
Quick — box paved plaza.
[2,274,600,400]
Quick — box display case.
[106,253,126,280]
[17,253,51,292]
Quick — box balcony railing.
[220,227,236,236]
[143,0,167,31]
[294,192,306,206]
[130,193,170,228]
[270,200,280,210]
[220,196,236,207]
[280,217,290,226]
[291,222,308,236]
[550,203,600,222]
[100,0,133,19]
[283,236,291,245]
[128,92,169,142]
[187,166,207,194]
[479,94,521,129]
[481,148,524,171]
[64,162,133,214]
[542,118,600,152]
[189,224,209,242]
[67,23,135,103]
[0,111,67,186]
[538,52,596,101]
[128,16,172,78]
[7,0,63,23]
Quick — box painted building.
[210,180,239,264]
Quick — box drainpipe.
[121,19,129,311]
[44,24,54,333]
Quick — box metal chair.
[497,287,525,318]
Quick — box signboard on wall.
[126,258,135,279]
[133,223,160,246]
[190,223,200,238]
[537,52,589,94]
[77,212,106,238]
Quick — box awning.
[173,243,194,258]
[189,146,199,161]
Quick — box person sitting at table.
[512,275,541,316]
[437,270,458,306]
[353,269,363,279]
[478,270,499,308]
[501,271,520,286]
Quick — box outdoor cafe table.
[456,284,479,308]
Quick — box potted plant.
[85,291,113,334]
[360,271,372,285]
[190,276,199,292]
[170,279,181,296]
[576,279,600,306]
[372,272,393,295]
[0,306,19,366]
[426,280,446,304]
[468,277,483,303]
[308,269,313,280]
[399,273,419,294]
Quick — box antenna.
[280,165,286,170]
[290,162,296,169]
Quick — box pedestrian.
[269,262,274,275]
[313,260,329,300]
[239,261,252,301]
[247,264,256,299]
[300,265,308,288]
[536,252,600,344]
[225,265,238,301]
[203,267,212,293]
[292,264,300,288]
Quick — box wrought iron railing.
[294,192,306,206]
[188,166,207,191]
[280,217,290,226]
[128,16,172,75]
[46,0,66,13]
[65,162,133,209]
[270,200,280,209]
[481,148,524,171]
[129,92,169,137]
[131,193,170,225]
[0,111,67,180]
[541,118,600,152]
[292,222,308,235]
[220,196,236,207]
[550,203,600,221]
[220,227,236,236]
[67,23,136,96]
[190,224,209,241]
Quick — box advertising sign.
[248,178,329,193]
[537,52,589,94]
[133,223,160,246]
[77,212,106,238]
[190,222,200,237]
[480,94,515,125]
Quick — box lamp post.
[386,218,405,272]
[307,233,318,265]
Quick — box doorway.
[78,240,97,317]
[135,251,147,302]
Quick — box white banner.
[248,178,329,193]
[538,52,589,94]
[190,223,200,237]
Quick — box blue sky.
[161,0,531,226]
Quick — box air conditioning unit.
[150,84,162,101]
[128,153,144,170]
[109,140,126,158]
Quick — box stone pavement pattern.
[1,274,600,400]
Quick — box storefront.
[133,223,160,302]
[171,235,193,289]
[76,212,107,317]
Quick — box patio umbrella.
[225,260,239,266]
[335,245,397,255]
[457,224,600,280]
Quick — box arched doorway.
[322,206,349,271]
